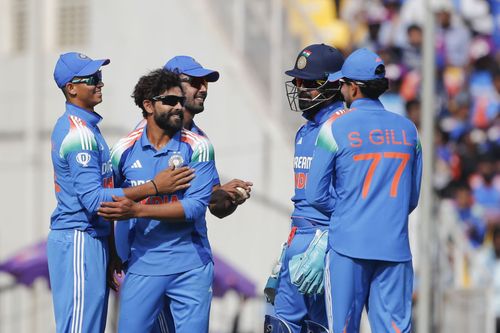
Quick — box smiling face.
[64,71,104,111]
[150,86,185,133]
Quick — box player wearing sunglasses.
[48,53,191,333]
[99,69,217,332]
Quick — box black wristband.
[150,180,159,196]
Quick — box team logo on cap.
[297,56,307,69]
[296,49,312,69]
[78,53,89,59]
[76,152,91,167]
[168,153,184,169]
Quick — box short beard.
[154,109,184,135]
[184,92,207,115]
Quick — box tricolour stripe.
[110,128,143,165]
[324,251,334,332]
[182,129,213,162]
[70,116,94,151]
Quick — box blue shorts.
[273,226,328,333]
[47,229,109,333]
[325,249,413,333]
[118,262,214,333]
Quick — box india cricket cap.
[285,43,344,81]
[328,48,385,82]
[164,56,219,82]
[53,52,110,88]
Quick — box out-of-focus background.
[0,0,498,332]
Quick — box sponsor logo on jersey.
[297,137,303,145]
[76,152,91,167]
[294,156,312,169]
[131,160,143,169]
[102,160,112,174]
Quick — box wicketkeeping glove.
[288,229,328,295]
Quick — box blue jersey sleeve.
[409,138,423,213]
[305,121,337,214]
[180,138,216,221]
[61,128,124,215]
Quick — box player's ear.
[143,99,154,116]
[64,83,78,97]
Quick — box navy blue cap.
[285,43,344,80]
[53,52,110,88]
[328,48,385,82]
[164,56,219,82]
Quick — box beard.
[154,109,184,134]
[184,92,207,115]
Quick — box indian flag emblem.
[301,50,312,57]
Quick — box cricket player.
[98,69,216,332]
[49,53,192,333]
[164,55,253,210]
[265,44,344,333]
[305,48,423,333]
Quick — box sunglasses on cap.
[70,71,102,86]
[292,78,327,89]
[151,95,186,107]
[339,78,366,86]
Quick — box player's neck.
[183,112,195,130]
[146,121,174,150]
[68,98,96,113]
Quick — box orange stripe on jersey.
[391,321,401,333]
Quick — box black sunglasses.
[70,71,102,86]
[152,95,186,107]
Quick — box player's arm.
[409,137,423,213]
[99,160,214,221]
[305,123,337,213]
[99,139,215,221]
[209,179,253,219]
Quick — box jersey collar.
[140,126,182,155]
[350,98,384,111]
[312,101,344,124]
[65,102,102,127]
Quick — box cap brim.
[284,69,324,80]
[183,68,220,82]
[76,59,110,77]
[327,70,343,82]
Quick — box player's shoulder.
[180,129,214,162]
[110,126,144,166]
[58,114,98,158]
[323,107,356,128]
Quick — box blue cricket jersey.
[306,98,423,261]
[291,102,343,227]
[50,103,124,237]
[111,126,216,275]
[189,121,220,187]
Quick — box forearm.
[122,181,157,201]
[135,201,186,221]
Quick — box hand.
[153,166,195,194]
[98,196,140,220]
[107,253,124,292]
[219,179,253,205]
[289,230,328,295]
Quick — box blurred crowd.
[335,0,499,250]
[329,0,500,327]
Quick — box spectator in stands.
[402,24,423,71]
[435,0,471,69]
[453,183,487,248]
